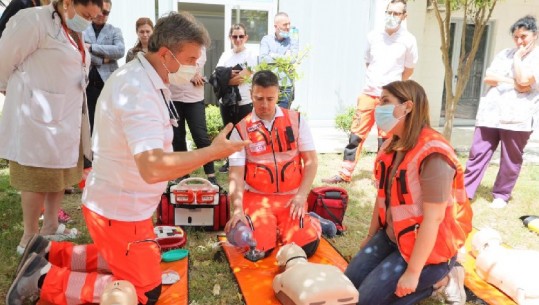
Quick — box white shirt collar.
[136,52,168,92]
[250,106,284,123]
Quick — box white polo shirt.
[83,52,174,221]
[228,107,315,167]
[363,27,418,97]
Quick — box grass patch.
[1,154,538,304]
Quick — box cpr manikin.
[272,243,359,305]
[472,228,539,305]
[100,280,138,305]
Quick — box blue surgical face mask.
[375,104,407,133]
[66,8,91,32]
[279,31,290,39]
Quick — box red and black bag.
[156,178,230,231]
[307,186,348,234]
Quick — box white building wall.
[278,0,374,125]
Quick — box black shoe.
[218,162,229,173]
[207,176,220,187]
[16,235,50,274]
[6,253,49,305]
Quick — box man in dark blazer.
[83,0,124,133]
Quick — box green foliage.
[205,104,223,141]
[334,107,355,135]
[246,48,310,100]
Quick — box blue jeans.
[277,86,294,109]
[345,230,455,305]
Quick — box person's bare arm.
[224,165,247,232]
[395,201,447,297]
[134,124,249,184]
[402,67,414,80]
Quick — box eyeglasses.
[231,35,245,40]
[101,10,110,16]
[385,10,404,17]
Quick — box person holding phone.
[169,47,218,185]
[215,23,257,173]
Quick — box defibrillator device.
[156,177,230,231]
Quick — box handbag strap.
[317,195,343,225]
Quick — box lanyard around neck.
[160,90,180,128]
[61,23,86,64]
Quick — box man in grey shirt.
[259,12,298,109]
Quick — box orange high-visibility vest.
[235,109,302,193]
[374,127,472,264]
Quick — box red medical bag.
[156,178,230,231]
[307,186,348,234]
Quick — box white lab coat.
[0,4,90,168]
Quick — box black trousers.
[85,81,104,134]
[172,100,214,175]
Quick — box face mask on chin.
[385,15,401,31]
[163,50,197,86]
[65,6,91,32]
[375,104,407,133]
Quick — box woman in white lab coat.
[0,0,102,253]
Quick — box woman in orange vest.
[344,80,472,305]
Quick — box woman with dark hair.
[464,15,539,209]
[0,0,102,254]
[344,80,472,305]
[215,23,258,172]
[125,17,153,62]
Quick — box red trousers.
[40,206,161,304]
[242,191,321,252]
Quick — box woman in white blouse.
[464,15,539,208]
[215,23,258,172]
[0,0,102,253]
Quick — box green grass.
[1,154,538,304]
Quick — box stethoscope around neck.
[136,56,180,128]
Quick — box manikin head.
[276,243,307,269]
[471,228,503,258]
[100,280,137,305]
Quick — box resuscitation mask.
[65,8,91,32]
[279,30,290,39]
[384,15,401,30]
[164,51,198,86]
[375,104,407,133]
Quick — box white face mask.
[375,104,407,133]
[385,15,401,30]
[164,50,197,86]
[65,7,91,32]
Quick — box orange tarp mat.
[462,229,515,305]
[36,257,188,305]
[219,237,348,305]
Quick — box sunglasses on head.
[101,10,110,16]
[231,35,245,40]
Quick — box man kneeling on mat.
[224,70,322,259]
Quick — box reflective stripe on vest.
[374,127,472,264]
[236,109,302,193]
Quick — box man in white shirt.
[8,12,248,305]
[323,0,418,184]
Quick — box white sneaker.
[443,264,466,305]
[490,198,507,209]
